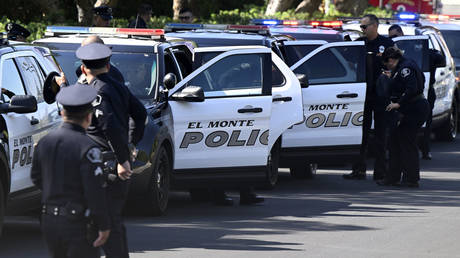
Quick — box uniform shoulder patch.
[92,95,102,106]
[379,45,385,53]
[401,68,411,78]
[86,147,102,163]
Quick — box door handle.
[238,107,263,113]
[273,96,292,102]
[336,93,358,98]
[440,72,445,76]
[30,117,39,125]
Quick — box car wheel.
[264,142,280,189]
[290,163,318,179]
[436,98,458,141]
[148,145,171,216]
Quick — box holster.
[102,151,117,181]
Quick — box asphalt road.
[1,137,460,258]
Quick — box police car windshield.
[52,51,157,98]
[440,30,460,58]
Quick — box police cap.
[5,23,30,40]
[93,5,113,21]
[56,83,98,113]
[76,43,111,69]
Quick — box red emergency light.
[309,20,343,28]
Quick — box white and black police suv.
[0,37,62,235]
[34,26,303,215]
[343,13,459,141]
[166,23,369,178]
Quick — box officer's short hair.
[382,46,403,62]
[389,24,403,34]
[363,14,379,25]
[62,109,93,123]
[138,3,152,15]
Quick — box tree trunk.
[173,0,189,20]
[334,0,369,16]
[265,0,296,16]
[295,0,323,14]
[76,0,95,25]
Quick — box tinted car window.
[440,30,460,58]
[283,44,321,66]
[1,59,25,102]
[16,56,45,103]
[395,39,429,72]
[293,46,365,85]
[189,54,264,97]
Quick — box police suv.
[343,14,459,141]
[0,38,62,235]
[34,26,303,215]
[166,23,369,178]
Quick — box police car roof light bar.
[395,12,419,21]
[423,14,460,21]
[251,19,281,26]
[45,26,164,37]
[164,23,269,34]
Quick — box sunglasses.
[360,23,373,29]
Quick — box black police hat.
[76,43,111,69]
[93,5,113,21]
[56,83,98,113]
[5,23,30,40]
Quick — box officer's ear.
[106,62,110,71]
[81,65,87,76]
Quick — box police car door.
[279,40,327,66]
[392,36,430,98]
[283,41,366,150]
[168,48,273,169]
[0,52,57,192]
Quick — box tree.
[265,0,323,16]
[295,0,323,14]
[265,0,296,16]
[334,0,369,16]
[173,0,189,20]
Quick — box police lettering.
[180,129,268,148]
[305,112,363,128]
[12,145,33,169]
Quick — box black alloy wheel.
[148,145,171,216]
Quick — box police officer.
[388,24,445,160]
[93,5,113,27]
[5,22,30,42]
[377,46,430,187]
[76,42,147,258]
[31,83,111,258]
[128,3,152,28]
[343,14,394,180]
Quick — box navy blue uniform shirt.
[390,57,425,112]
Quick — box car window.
[441,30,460,59]
[395,39,430,72]
[189,54,264,97]
[283,44,322,66]
[1,59,26,102]
[16,56,44,103]
[272,62,285,87]
[293,45,365,85]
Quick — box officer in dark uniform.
[5,22,30,42]
[343,14,394,180]
[93,5,113,27]
[76,42,147,258]
[31,83,111,258]
[377,47,429,187]
[388,24,446,160]
[128,3,152,28]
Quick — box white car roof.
[343,22,418,36]
[195,45,268,52]
[34,34,179,47]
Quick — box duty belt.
[42,204,71,217]
[409,93,425,103]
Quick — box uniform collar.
[62,122,86,133]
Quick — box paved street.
[1,138,460,258]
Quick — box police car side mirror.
[171,86,205,102]
[0,95,37,114]
[163,73,177,90]
[296,73,309,88]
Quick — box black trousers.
[420,87,436,154]
[41,215,100,258]
[388,99,430,183]
[102,179,130,258]
[353,101,389,176]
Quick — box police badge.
[401,68,411,78]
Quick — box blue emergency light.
[251,19,281,26]
[396,12,419,21]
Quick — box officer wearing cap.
[343,14,394,181]
[31,83,111,258]
[5,23,30,42]
[93,5,113,27]
[377,46,429,187]
[76,42,147,258]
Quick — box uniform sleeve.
[96,91,130,164]
[128,91,147,145]
[31,143,42,189]
[397,67,419,107]
[81,146,110,231]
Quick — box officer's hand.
[93,229,110,247]
[54,72,67,87]
[386,102,400,111]
[117,161,132,180]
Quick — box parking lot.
[1,137,460,258]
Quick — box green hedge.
[1,6,393,42]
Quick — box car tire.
[290,163,318,179]
[147,145,171,216]
[0,180,4,237]
[436,98,458,141]
[264,141,280,189]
